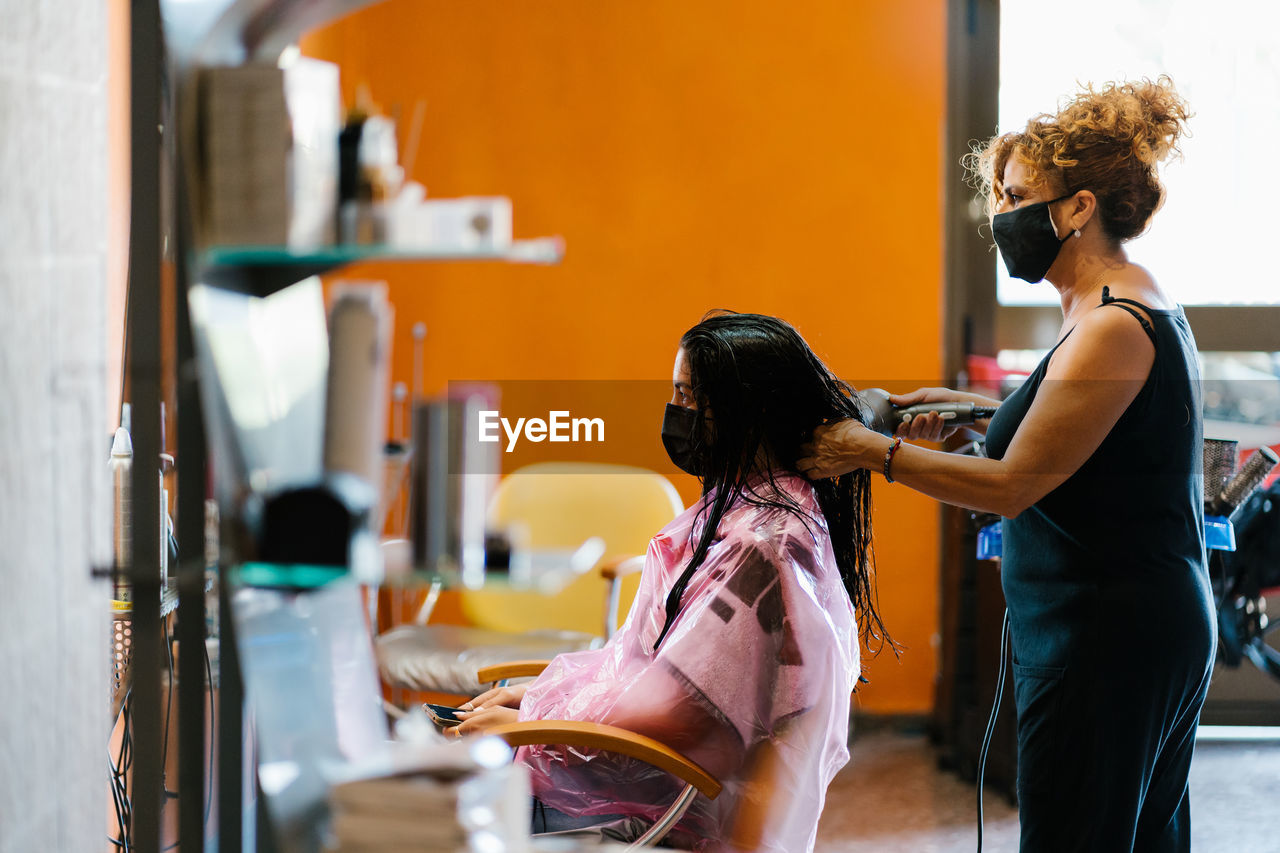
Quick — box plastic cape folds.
[516,472,860,852]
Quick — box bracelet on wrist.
[883,436,903,483]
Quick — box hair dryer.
[857,388,998,436]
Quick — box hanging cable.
[204,633,216,829]
[108,698,134,852]
[162,614,176,800]
[976,608,1011,853]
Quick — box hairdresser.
[800,77,1214,851]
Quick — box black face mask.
[661,403,706,477]
[992,194,1073,283]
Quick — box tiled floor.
[815,727,1280,852]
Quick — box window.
[997,0,1280,307]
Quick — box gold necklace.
[1067,264,1119,324]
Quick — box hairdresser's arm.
[801,309,1153,517]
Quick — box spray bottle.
[110,426,133,603]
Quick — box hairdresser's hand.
[889,388,964,442]
[798,419,886,479]
[450,705,519,737]
[890,387,1004,442]
[460,684,527,712]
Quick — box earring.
[1073,229,1082,238]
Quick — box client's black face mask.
[661,403,706,477]
[992,194,1073,283]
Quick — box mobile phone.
[423,702,464,727]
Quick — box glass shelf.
[203,237,564,269]
[229,547,599,595]
[196,236,565,298]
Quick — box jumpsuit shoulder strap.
[1099,286,1157,346]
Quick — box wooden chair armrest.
[485,720,722,800]
[476,660,552,684]
[600,555,645,581]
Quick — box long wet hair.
[653,311,893,655]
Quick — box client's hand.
[451,705,518,737]
[448,684,528,737]
[798,419,885,479]
[460,684,527,712]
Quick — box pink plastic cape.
[516,472,860,852]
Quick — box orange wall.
[303,0,945,714]
[107,0,129,431]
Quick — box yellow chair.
[376,463,683,699]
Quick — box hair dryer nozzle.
[855,388,898,436]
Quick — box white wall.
[0,1,109,850]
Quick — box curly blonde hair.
[965,76,1191,242]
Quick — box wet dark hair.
[653,311,893,656]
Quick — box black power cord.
[108,613,190,852]
[976,608,1011,853]
[108,698,134,852]
[163,615,176,798]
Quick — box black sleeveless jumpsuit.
[984,289,1216,852]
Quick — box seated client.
[452,312,891,852]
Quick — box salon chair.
[375,463,683,700]
[477,661,722,850]
[478,660,787,851]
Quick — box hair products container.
[110,427,133,602]
[323,282,393,507]
[1213,446,1280,518]
[337,109,366,244]
[411,396,496,587]
[1203,438,1239,505]
[204,499,220,639]
[159,470,169,595]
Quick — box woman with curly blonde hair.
[801,77,1213,851]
